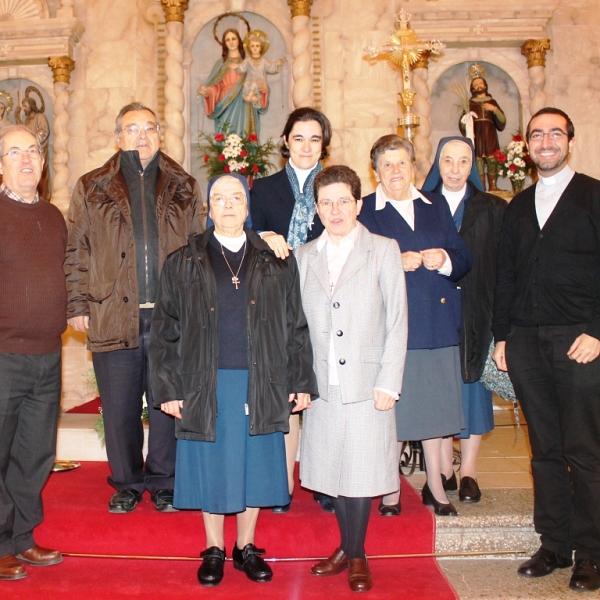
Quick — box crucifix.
[364,8,444,142]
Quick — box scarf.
[285,160,322,249]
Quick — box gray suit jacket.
[295,222,408,403]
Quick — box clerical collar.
[538,164,574,187]
[375,183,431,210]
[214,231,247,252]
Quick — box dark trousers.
[0,351,61,557]
[92,309,176,494]
[506,324,600,561]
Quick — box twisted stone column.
[411,51,432,185]
[161,0,188,164]
[521,39,551,117]
[288,1,313,108]
[48,56,75,214]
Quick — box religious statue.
[15,89,51,201]
[459,68,506,192]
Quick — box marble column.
[288,0,313,108]
[521,39,551,117]
[161,0,188,165]
[411,51,432,185]
[48,56,75,215]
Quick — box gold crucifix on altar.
[364,9,444,142]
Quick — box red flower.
[214,133,225,142]
[251,165,259,173]
[224,165,230,173]
[203,155,209,164]
[240,150,248,157]
[240,167,247,174]
[513,134,523,142]
[495,152,507,163]
[509,164,518,172]
[248,133,258,142]
[218,154,225,162]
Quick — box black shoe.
[569,559,600,591]
[442,472,458,491]
[198,547,226,587]
[378,498,401,516]
[458,476,481,503]
[150,489,178,512]
[232,543,273,583]
[108,488,142,513]
[271,497,292,513]
[313,492,335,513]
[422,482,458,516]
[517,547,573,578]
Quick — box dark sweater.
[0,191,67,354]
[493,173,600,341]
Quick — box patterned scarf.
[285,160,322,249]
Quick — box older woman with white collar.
[359,135,472,517]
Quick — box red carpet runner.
[6,462,458,599]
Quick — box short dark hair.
[221,29,245,62]
[526,107,575,141]
[314,165,361,202]
[115,102,159,133]
[280,107,332,160]
[370,135,415,171]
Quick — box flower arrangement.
[491,134,535,192]
[198,126,277,180]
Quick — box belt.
[139,302,155,309]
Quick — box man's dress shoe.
[442,472,458,491]
[198,546,225,587]
[422,482,458,516]
[108,488,142,513]
[569,559,600,591]
[313,492,335,513]
[0,555,27,580]
[378,498,401,516]
[311,547,349,576]
[517,547,573,578]
[16,545,62,566]
[151,489,178,512]
[348,558,373,592]
[458,476,482,503]
[232,543,273,582]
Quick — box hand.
[401,251,423,272]
[161,400,184,419]
[68,315,89,332]
[483,102,497,112]
[275,59,284,67]
[492,341,507,371]
[290,392,312,413]
[567,333,600,364]
[197,85,208,96]
[420,248,445,270]
[262,232,292,259]
[257,81,268,92]
[374,390,396,411]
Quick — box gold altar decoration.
[288,0,313,18]
[521,39,551,69]
[160,0,189,23]
[48,56,76,84]
[364,9,444,142]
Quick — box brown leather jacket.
[65,150,205,352]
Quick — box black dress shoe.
[151,489,178,512]
[517,547,573,578]
[378,498,401,516]
[569,559,600,591]
[458,476,481,503]
[108,488,142,513]
[271,497,292,513]
[313,492,335,513]
[422,482,458,516]
[198,547,225,587]
[232,543,273,582]
[442,472,458,491]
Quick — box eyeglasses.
[528,130,567,142]
[317,199,356,210]
[210,194,246,206]
[1,148,42,160]
[121,124,160,136]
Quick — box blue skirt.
[456,380,494,438]
[173,369,290,513]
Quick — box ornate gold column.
[288,0,314,108]
[411,51,432,185]
[161,0,189,164]
[521,39,551,116]
[48,56,75,214]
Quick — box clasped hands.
[401,248,445,272]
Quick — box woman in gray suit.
[295,165,408,592]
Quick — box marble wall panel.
[85,42,137,89]
[342,78,398,131]
[84,0,137,42]
[344,127,391,196]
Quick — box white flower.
[513,157,526,168]
[226,133,243,146]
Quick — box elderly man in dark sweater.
[0,126,67,580]
[493,108,600,593]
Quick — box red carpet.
[66,397,102,414]
[5,463,458,599]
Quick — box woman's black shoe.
[198,546,226,587]
[378,498,401,516]
[422,482,458,516]
[442,471,458,491]
[232,543,273,582]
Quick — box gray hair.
[370,134,415,171]
[115,102,159,133]
[0,125,43,156]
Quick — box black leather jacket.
[149,227,317,441]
